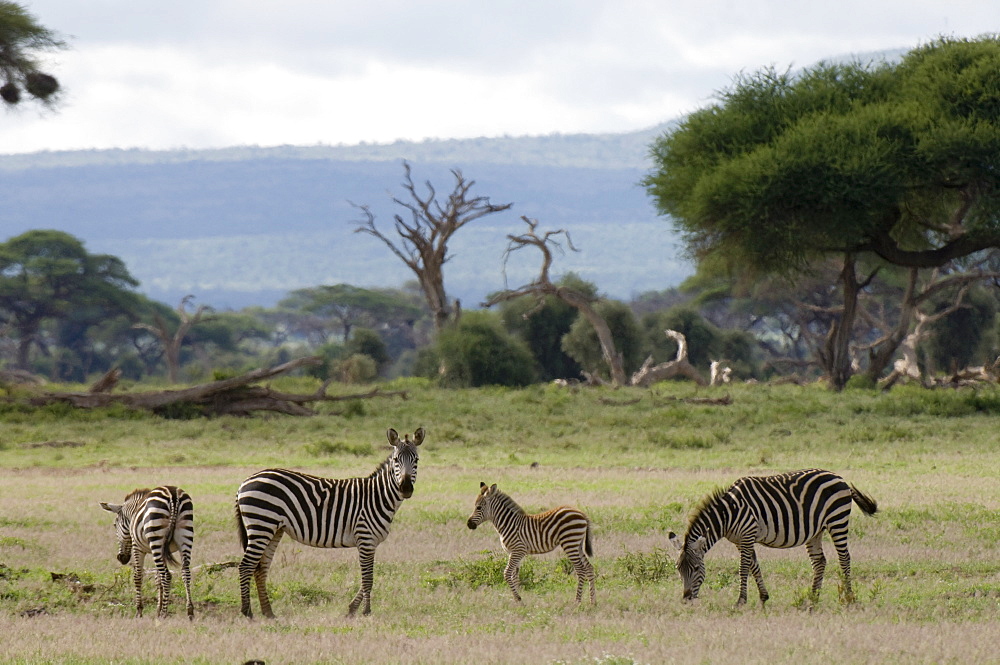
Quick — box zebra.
[235,427,424,618]
[466,482,596,604]
[99,485,195,619]
[669,468,878,606]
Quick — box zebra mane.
[491,488,526,516]
[687,486,729,530]
[125,488,152,502]
[367,453,394,479]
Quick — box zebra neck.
[489,492,526,532]
[367,457,405,504]
[688,494,734,550]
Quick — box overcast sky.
[1,1,995,155]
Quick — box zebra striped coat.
[235,427,423,617]
[467,482,595,604]
[669,468,877,605]
[100,485,195,619]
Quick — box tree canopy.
[0,2,64,107]
[0,230,139,369]
[644,35,1000,388]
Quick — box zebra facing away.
[99,485,195,619]
[235,427,424,618]
[669,468,878,606]
[466,482,596,604]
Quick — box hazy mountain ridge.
[0,125,691,309]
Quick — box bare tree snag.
[133,295,213,384]
[483,216,628,386]
[20,357,408,416]
[630,330,708,387]
[354,161,513,332]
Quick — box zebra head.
[387,427,423,499]
[669,531,708,601]
[99,498,134,565]
[466,482,496,529]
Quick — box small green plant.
[617,546,674,584]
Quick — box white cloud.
[2,0,998,154]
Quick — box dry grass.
[2,382,1000,663]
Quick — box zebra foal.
[467,482,595,604]
[669,468,877,606]
[99,485,195,619]
[235,427,423,618]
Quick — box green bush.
[428,311,538,388]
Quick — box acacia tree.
[0,230,139,370]
[354,161,513,332]
[645,36,1000,389]
[133,295,212,384]
[0,2,64,107]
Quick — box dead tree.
[22,356,408,416]
[860,266,1000,386]
[483,216,628,386]
[133,295,212,384]
[630,330,709,387]
[354,161,513,332]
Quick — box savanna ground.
[1,378,999,664]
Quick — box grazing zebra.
[466,482,596,604]
[99,485,195,619]
[669,468,878,606]
[235,427,424,618]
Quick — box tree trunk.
[823,253,861,391]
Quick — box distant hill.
[0,123,692,310]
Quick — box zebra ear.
[412,427,425,445]
[387,428,400,446]
[100,502,122,514]
[490,483,498,492]
[480,481,487,489]
[668,531,683,552]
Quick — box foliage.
[0,2,65,107]
[333,353,379,384]
[345,327,390,369]
[922,285,998,372]
[498,272,593,381]
[428,310,538,388]
[561,299,644,378]
[0,230,140,372]
[645,36,1000,388]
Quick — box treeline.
[2,229,996,391]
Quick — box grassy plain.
[1,378,999,664]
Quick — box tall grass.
[1,380,999,663]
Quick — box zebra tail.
[162,507,180,567]
[850,485,878,516]
[235,500,248,552]
[585,521,594,559]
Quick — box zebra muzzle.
[400,477,414,498]
[466,519,478,530]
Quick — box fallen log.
[21,356,408,416]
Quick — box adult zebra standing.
[235,427,424,618]
[467,482,596,604]
[669,468,877,606]
[99,485,195,619]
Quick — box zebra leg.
[152,551,172,619]
[805,534,827,596]
[238,529,281,619]
[503,550,525,602]
[565,543,595,604]
[830,527,855,602]
[347,541,376,616]
[181,549,194,620]
[736,539,756,606]
[748,549,769,604]
[131,551,146,618]
[254,532,283,619]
